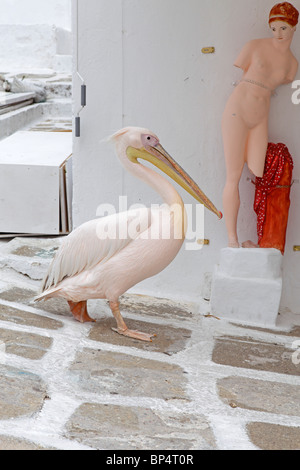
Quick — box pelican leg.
[68,300,96,323]
[109,301,156,342]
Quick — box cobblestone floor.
[0,237,299,450]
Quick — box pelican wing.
[41,208,151,291]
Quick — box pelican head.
[110,127,222,219]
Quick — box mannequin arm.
[285,58,299,83]
[234,40,254,71]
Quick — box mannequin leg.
[245,119,269,178]
[222,114,248,247]
[241,120,269,248]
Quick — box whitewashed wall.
[0,0,72,71]
[0,0,71,30]
[72,0,300,314]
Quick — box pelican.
[35,127,222,341]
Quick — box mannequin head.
[269,2,299,27]
[270,19,296,41]
[269,3,298,42]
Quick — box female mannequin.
[222,2,299,248]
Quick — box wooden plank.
[59,165,68,234]
[0,99,34,115]
[65,156,73,232]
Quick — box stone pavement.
[0,237,299,450]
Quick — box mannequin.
[222,2,299,248]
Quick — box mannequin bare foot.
[242,240,259,248]
[228,241,241,248]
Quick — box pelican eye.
[141,133,159,148]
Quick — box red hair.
[269,2,299,27]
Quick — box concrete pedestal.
[210,248,283,328]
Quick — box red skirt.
[254,143,293,255]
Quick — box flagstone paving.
[0,237,299,450]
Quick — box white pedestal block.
[210,248,283,328]
[0,131,72,235]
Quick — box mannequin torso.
[239,38,298,87]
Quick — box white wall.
[0,0,72,30]
[72,0,300,314]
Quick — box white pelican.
[36,127,222,341]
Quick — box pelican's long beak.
[127,143,222,219]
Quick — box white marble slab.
[0,130,72,234]
[0,131,72,166]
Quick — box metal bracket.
[197,239,210,246]
[201,47,215,54]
